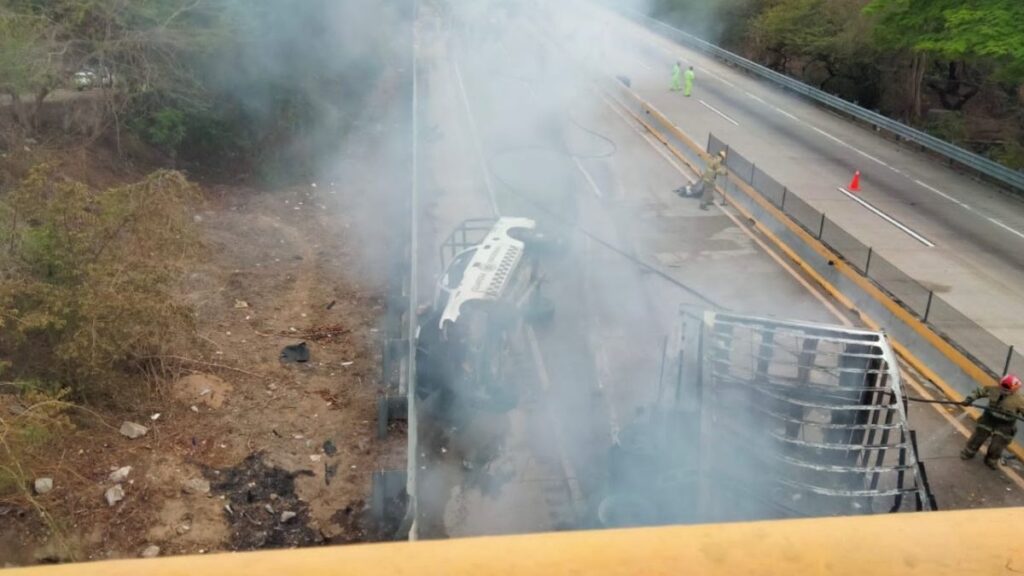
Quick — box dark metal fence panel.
[751,166,785,208]
[724,150,755,184]
[864,254,931,318]
[708,133,727,156]
[926,296,1011,374]
[819,218,871,273]
[780,192,821,235]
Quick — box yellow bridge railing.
[8,508,1022,575]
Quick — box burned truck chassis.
[599,309,936,528]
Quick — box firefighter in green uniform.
[961,374,1024,469]
[683,65,695,97]
[670,61,682,92]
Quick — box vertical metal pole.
[1004,346,1015,376]
[817,214,826,239]
[748,162,755,185]
[707,132,712,153]
[864,247,873,275]
[923,291,934,322]
[781,187,788,210]
[407,1,420,540]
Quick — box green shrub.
[0,166,200,401]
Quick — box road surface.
[569,2,1024,371]
[410,1,1024,536]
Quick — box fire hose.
[883,391,1024,424]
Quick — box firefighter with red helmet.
[960,374,1024,469]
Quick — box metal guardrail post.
[923,291,934,323]
[864,247,873,275]
[1004,346,1015,376]
[817,214,826,239]
[780,187,788,210]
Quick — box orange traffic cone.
[849,170,861,192]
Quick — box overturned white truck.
[415,217,551,470]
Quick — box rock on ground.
[140,545,160,558]
[183,478,211,495]
[109,466,132,483]
[119,421,149,439]
[105,484,125,506]
[33,478,53,495]
[280,511,297,523]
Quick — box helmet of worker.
[1000,374,1022,392]
[718,150,727,159]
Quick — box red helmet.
[1000,374,1022,392]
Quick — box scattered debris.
[325,463,338,486]
[105,485,125,506]
[280,342,310,363]
[322,439,338,456]
[309,454,322,463]
[119,421,149,439]
[325,300,337,310]
[340,361,354,367]
[183,478,212,496]
[191,406,200,413]
[150,413,162,421]
[33,478,53,495]
[280,511,297,523]
[109,467,132,483]
[234,300,250,309]
[140,545,161,559]
[209,453,320,550]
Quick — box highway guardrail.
[608,3,1024,194]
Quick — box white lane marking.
[699,99,739,126]
[453,58,499,215]
[913,178,965,205]
[809,126,890,168]
[837,187,935,247]
[573,157,604,198]
[774,106,800,121]
[912,178,1024,239]
[698,66,736,88]
[987,217,1024,241]
[745,91,766,104]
